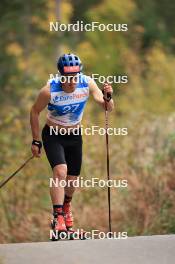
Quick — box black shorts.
[41,124,82,176]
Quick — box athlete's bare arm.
[89,78,114,112]
[30,84,50,157]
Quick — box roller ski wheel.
[67,227,87,240]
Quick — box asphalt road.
[0,235,175,264]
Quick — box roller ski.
[67,227,87,240]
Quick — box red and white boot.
[63,202,87,240]
[51,210,67,240]
[63,202,74,230]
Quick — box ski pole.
[0,156,34,189]
[104,95,112,236]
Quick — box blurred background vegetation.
[0,0,175,243]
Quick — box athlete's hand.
[31,145,41,157]
[103,83,113,101]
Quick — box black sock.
[53,204,63,216]
[64,195,72,204]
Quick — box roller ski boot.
[63,202,74,229]
[50,211,67,241]
[63,202,86,240]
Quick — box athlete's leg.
[42,125,67,218]
[64,142,82,202]
[65,175,78,198]
[64,132,82,196]
[50,164,67,205]
[42,125,69,232]
[63,134,82,228]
